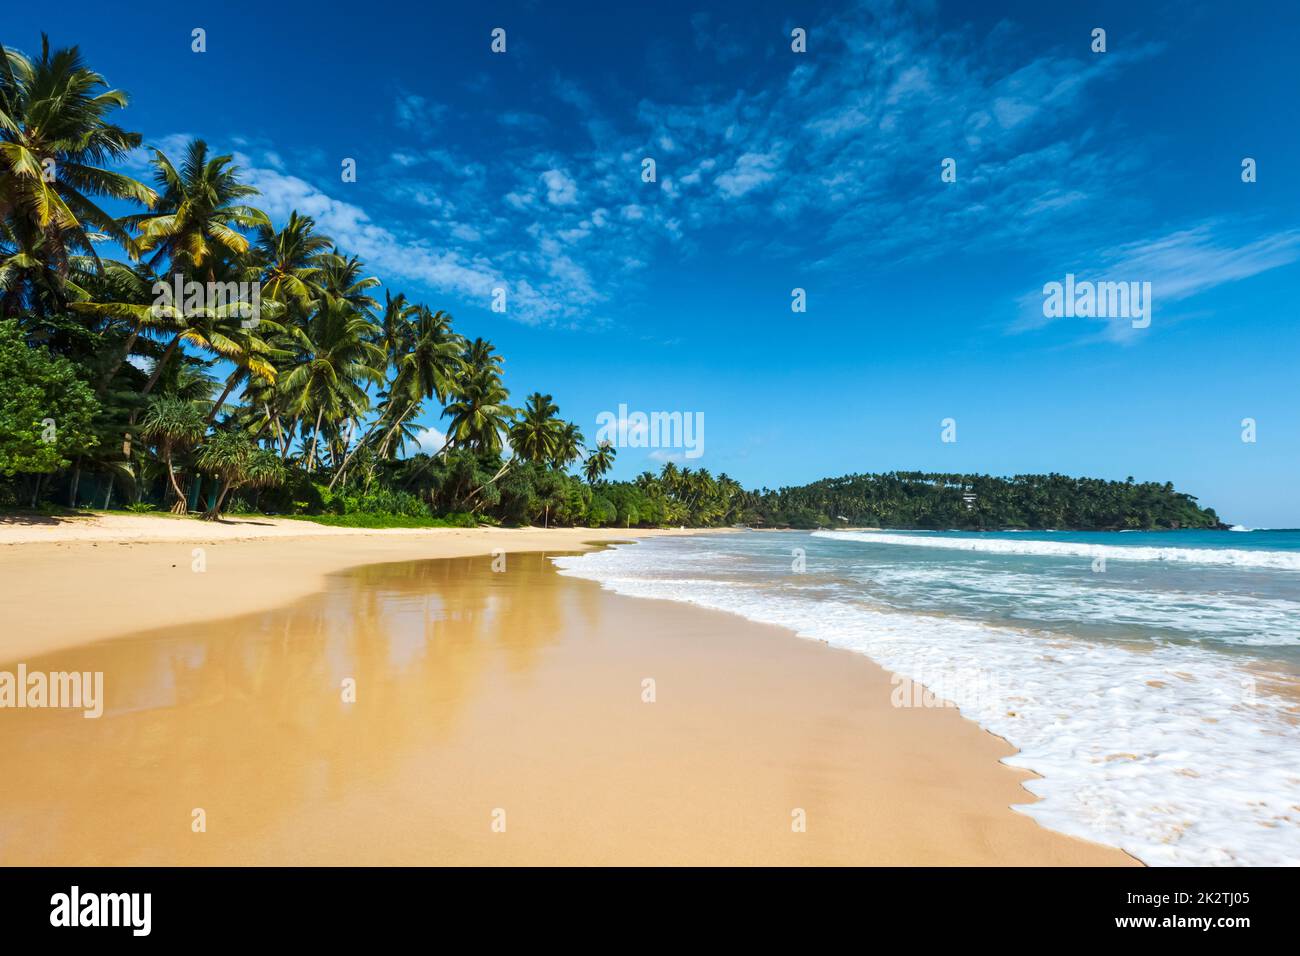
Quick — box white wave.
[858,564,1300,646]
[813,530,1300,571]
[554,539,1300,866]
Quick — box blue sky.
[7,0,1300,525]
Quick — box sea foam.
[554,538,1300,866]
[813,530,1300,571]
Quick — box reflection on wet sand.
[0,550,1135,865]
[0,553,572,864]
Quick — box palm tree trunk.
[205,371,240,425]
[97,320,143,396]
[330,404,415,492]
[122,332,184,457]
[305,408,324,472]
[135,333,183,407]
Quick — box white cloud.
[413,426,448,455]
[541,169,578,206]
[715,151,782,199]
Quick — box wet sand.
[0,519,699,660]
[0,549,1135,865]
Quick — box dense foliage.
[0,319,99,481]
[750,472,1225,531]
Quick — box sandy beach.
[0,514,1135,865]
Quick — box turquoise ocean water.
[554,528,1300,865]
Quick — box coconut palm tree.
[373,306,463,455]
[127,139,267,279]
[255,212,333,310]
[441,338,511,454]
[139,395,205,513]
[0,36,156,312]
[508,392,563,464]
[553,421,585,469]
[375,290,416,365]
[319,250,379,313]
[329,304,462,489]
[280,295,383,471]
[583,440,617,484]
[67,261,182,393]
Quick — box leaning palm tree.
[126,139,268,280]
[67,260,184,393]
[139,396,206,513]
[583,440,617,484]
[0,36,156,312]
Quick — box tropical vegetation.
[0,36,1223,533]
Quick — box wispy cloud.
[159,5,1247,337]
[1012,222,1300,342]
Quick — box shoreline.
[0,514,1136,865]
[0,514,711,661]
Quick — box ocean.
[553,528,1300,866]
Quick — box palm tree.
[329,304,462,490]
[139,396,205,513]
[127,140,268,279]
[255,212,332,310]
[280,295,383,471]
[553,421,585,468]
[441,338,511,454]
[0,36,156,312]
[380,306,463,454]
[375,290,416,365]
[583,440,617,484]
[111,142,271,416]
[508,392,563,464]
[195,427,252,519]
[319,250,379,313]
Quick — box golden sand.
[0,520,1135,865]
